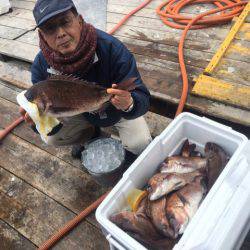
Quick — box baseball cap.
[33,0,77,27]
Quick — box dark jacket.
[31,29,150,127]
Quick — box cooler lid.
[174,140,250,250]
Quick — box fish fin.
[181,139,196,157]
[36,98,45,115]
[48,74,105,89]
[44,99,52,114]
[159,162,168,172]
[116,77,139,91]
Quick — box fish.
[24,75,137,117]
[160,156,207,174]
[110,198,162,241]
[166,176,207,236]
[148,171,202,201]
[205,142,229,190]
[147,196,176,238]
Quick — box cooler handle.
[106,234,126,250]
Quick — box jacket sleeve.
[110,39,151,120]
[31,52,49,84]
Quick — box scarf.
[39,18,97,75]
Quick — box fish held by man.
[24,75,137,117]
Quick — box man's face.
[39,10,82,55]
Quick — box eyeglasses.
[40,15,76,35]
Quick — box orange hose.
[108,0,153,34]
[156,0,247,116]
[0,116,24,142]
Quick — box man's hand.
[19,107,35,126]
[107,84,133,111]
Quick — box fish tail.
[181,139,196,157]
[116,77,138,91]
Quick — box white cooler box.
[96,112,250,250]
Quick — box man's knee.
[124,133,152,155]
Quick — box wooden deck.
[0,0,249,249]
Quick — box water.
[81,138,125,173]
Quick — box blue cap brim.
[37,5,74,27]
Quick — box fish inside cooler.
[109,139,229,249]
[96,113,249,250]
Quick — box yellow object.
[16,91,60,143]
[192,75,250,110]
[205,2,250,74]
[127,189,148,212]
[28,101,60,140]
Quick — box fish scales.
[148,171,202,201]
[166,176,207,236]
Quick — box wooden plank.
[236,22,250,41]
[225,40,250,63]
[10,0,35,11]
[0,220,36,250]
[117,35,212,69]
[16,30,39,46]
[107,12,230,42]
[0,38,38,63]
[134,54,202,83]
[8,7,34,20]
[212,58,250,87]
[0,25,26,40]
[192,75,250,110]
[145,77,250,126]
[0,61,32,89]
[107,23,220,52]
[0,168,108,248]
[108,0,214,11]
[0,15,35,29]
[107,3,216,18]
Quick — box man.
[20,0,152,158]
